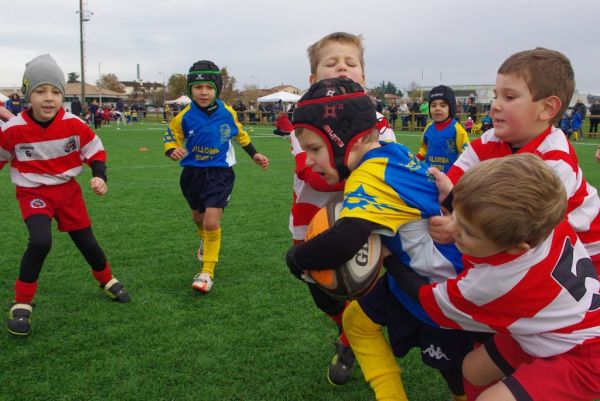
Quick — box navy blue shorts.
[358,273,475,372]
[180,167,235,212]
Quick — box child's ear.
[506,242,531,255]
[309,74,317,85]
[539,95,562,122]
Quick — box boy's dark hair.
[498,48,574,125]
[187,60,222,99]
[428,85,456,120]
[292,77,376,180]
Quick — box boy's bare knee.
[462,347,504,387]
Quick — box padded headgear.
[428,85,456,120]
[187,60,222,99]
[293,77,376,180]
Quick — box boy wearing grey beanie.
[0,54,130,336]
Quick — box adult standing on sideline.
[71,97,82,117]
[589,98,600,138]
[115,97,125,125]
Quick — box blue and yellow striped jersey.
[163,99,251,168]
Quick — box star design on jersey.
[326,89,336,97]
[344,185,400,212]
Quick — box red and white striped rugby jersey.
[420,221,600,358]
[447,127,600,269]
[0,108,105,188]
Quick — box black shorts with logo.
[358,273,475,372]
[180,166,235,212]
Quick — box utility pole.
[78,0,92,108]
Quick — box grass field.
[0,122,599,401]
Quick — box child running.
[0,54,129,336]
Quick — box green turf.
[0,122,598,401]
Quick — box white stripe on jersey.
[11,166,83,187]
[15,136,81,161]
[80,135,104,161]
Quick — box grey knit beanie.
[21,54,65,101]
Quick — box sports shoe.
[192,272,213,293]
[327,341,356,386]
[101,277,130,303]
[7,303,33,336]
[196,240,203,262]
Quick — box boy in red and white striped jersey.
[0,54,129,336]
[386,154,600,401]
[429,47,600,274]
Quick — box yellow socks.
[343,301,408,401]
[201,228,221,278]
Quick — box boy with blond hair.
[430,47,600,274]
[384,153,600,401]
[287,77,471,401]
[288,32,396,385]
[0,54,129,336]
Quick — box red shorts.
[489,334,600,401]
[16,180,91,232]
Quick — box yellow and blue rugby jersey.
[340,141,441,236]
[163,99,252,168]
[340,141,463,318]
[417,120,470,173]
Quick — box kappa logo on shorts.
[29,198,47,209]
[422,344,450,361]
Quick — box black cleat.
[7,303,33,336]
[327,341,356,386]
[101,278,130,303]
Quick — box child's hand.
[429,215,454,244]
[253,153,269,170]
[595,147,600,163]
[428,167,454,203]
[170,148,187,161]
[90,177,107,196]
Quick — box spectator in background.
[589,98,600,138]
[398,99,410,130]
[464,116,474,134]
[467,96,478,122]
[71,97,82,117]
[595,145,600,162]
[574,98,587,124]
[418,97,429,127]
[481,112,493,131]
[455,101,462,122]
[411,99,421,129]
[89,98,100,129]
[273,111,293,137]
[115,97,125,125]
[388,101,398,129]
[6,93,23,115]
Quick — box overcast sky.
[2,0,599,96]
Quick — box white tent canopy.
[257,91,301,103]
[165,95,191,105]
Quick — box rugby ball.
[305,202,382,300]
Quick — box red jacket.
[275,114,293,132]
